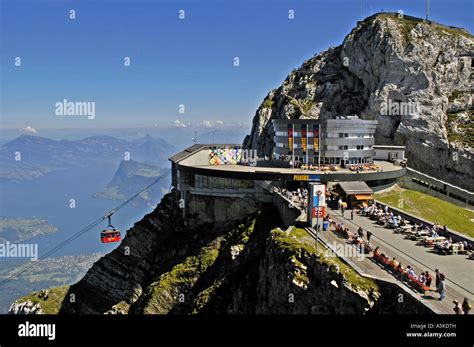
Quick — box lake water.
[0,165,161,263]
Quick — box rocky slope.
[10,191,432,315]
[244,13,473,189]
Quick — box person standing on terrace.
[425,271,432,288]
[437,274,446,301]
[462,298,471,315]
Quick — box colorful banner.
[313,124,319,152]
[301,124,307,154]
[208,146,242,165]
[288,124,293,154]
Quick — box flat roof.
[169,144,206,163]
[170,144,406,182]
[336,181,374,195]
[169,144,242,164]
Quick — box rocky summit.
[244,13,473,190]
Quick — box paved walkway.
[321,207,474,314]
[273,187,473,314]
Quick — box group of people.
[348,164,380,173]
[281,187,309,208]
[334,220,373,252]
[361,203,473,257]
[329,200,473,314]
[433,236,470,255]
[361,203,408,228]
[373,247,447,296]
[453,298,472,315]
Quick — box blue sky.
[1,0,473,131]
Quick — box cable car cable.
[0,170,171,288]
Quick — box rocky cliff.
[244,13,473,189]
[10,191,432,315]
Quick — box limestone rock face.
[55,191,259,314]
[244,14,473,189]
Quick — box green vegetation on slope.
[272,227,379,293]
[15,286,69,314]
[379,13,474,40]
[446,110,474,148]
[262,97,274,109]
[142,245,220,313]
[376,186,474,236]
[352,13,473,46]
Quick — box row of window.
[326,133,374,139]
[319,157,373,164]
[273,154,372,165]
[276,143,372,151]
[275,131,317,137]
[275,132,373,139]
[194,174,254,190]
[275,143,316,149]
[326,145,371,151]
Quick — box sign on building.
[293,174,321,181]
[308,183,326,227]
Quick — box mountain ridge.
[0,134,176,182]
[244,12,473,189]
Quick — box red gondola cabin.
[101,229,121,243]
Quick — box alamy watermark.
[55,99,95,119]
[381,99,420,116]
[18,321,55,341]
[324,241,366,262]
[0,241,38,261]
[241,149,258,166]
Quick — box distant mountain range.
[0,134,176,182]
[94,160,171,207]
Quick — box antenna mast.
[426,0,430,21]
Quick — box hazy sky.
[1,0,473,131]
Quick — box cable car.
[101,213,121,243]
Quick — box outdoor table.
[423,236,446,247]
